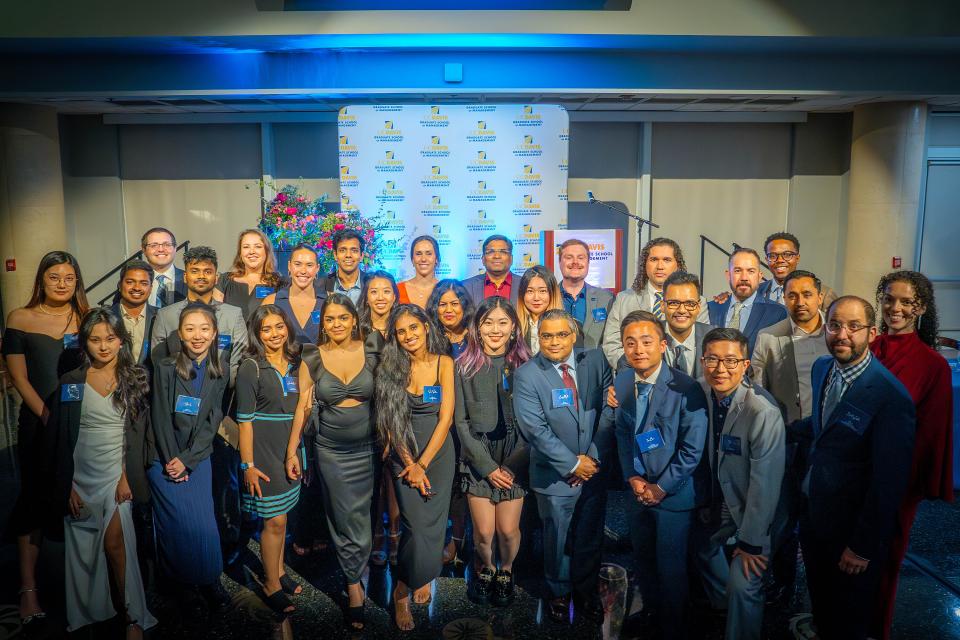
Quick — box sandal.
[18,587,47,625]
[413,582,432,605]
[388,531,400,565]
[264,587,295,616]
[443,536,464,566]
[279,573,302,596]
[345,583,366,631]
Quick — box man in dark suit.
[792,296,915,640]
[707,248,787,356]
[140,226,187,308]
[315,228,369,305]
[111,259,158,368]
[661,271,713,379]
[611,310,707,638]
[558,238,614,350]
[461,234,519,307]
[513,309,613,624]
[757,232,838,311]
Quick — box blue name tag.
[218,334,232,350]
[60,383,83,402]
[63,333,80,349]
[636,428,664,453]
[422,385,442,403]
[310,310,322,325]
[720,434,742,455]
[502,371,510,391]
[836,404,871,435]
[282,376,298,393]
[592,307,607,322]
[552,388,574,408]
[254,285,272,299]
[175,394,201,415]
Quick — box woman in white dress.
[47,307,156,638]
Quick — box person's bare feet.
[413,582,432,604]
[393,585,415,631]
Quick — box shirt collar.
[485,271,513,287]
[551,350,577,373]
[789,311,825,337]
[561,282,587,301]
[711,388,736,410]
[119,304,144,321]
[635,360,663,386]
[833,351,872,385]
[645,281,662,299]
[334,271,363,292]
[668,326,698,352]
[732,290,758,309]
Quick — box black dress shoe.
[547,595,571,624]
[490,570,515,607]
[200,581,232,612]
[468,567,495,604]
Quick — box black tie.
[674,345,688,373]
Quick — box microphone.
[586,190,596,203]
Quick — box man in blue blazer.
[611,310,707,638]
[111,259,158,368]
[707,248,787,356]
[513,308,614,624]
[141,226,187,308]
[792,296,915,640]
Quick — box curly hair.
[632,237,686,293]
[875,270,939,349]
[78,307,150,421]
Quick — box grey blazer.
[602,287,710,368]
[461,272,519,307]
[751,318,830,425]
[151,299,248,384]
[698,379,785,554]
[577,284,614,350]
[664,321,713,380]
[757,279,839,312]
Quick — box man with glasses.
[707,248,787,357]
[513,309,613,625]
[661,272,714,379]
[461,234,519,306]
[141,227,187,308]
[693,328,785,640]
[759,232,838,310]
[792,297,915,639]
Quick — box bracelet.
[240,461,255,471]
[416,460,428,471]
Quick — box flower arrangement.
[257,182,387,274]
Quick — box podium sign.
[541,229,623,292]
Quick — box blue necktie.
[820,369,844,430]
[633,382,653,475]
[155,274,167,309]
[652,292,664,320]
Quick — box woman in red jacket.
[871,270,954,639]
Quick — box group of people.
[1,223,953,640]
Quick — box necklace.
[38,303,72,316]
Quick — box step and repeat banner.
[338,104,569,280]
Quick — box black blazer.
[454,360,521,478]
[46,363,153,522]
[110,302,158,368]
[150,351,230,472]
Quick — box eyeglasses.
[664,300,700,311]
[484,249,511,256]
[824,321,870,335]
[46,275,77,286]
[144,242,175,250]
[766,251,798,262]
[702,355,747,370]
[539,331,574,341]
[880,294,918,309]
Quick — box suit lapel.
[810,359,831,437]
[742,302,766,340]
[711,299,730,328]
[820,361,876,436]
[717,384,746,468]
[538,354,577,421]
[642,365,673,432]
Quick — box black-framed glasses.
[766,251,798,262]
[702,355,747,370]
[824,321,870,335]
[664,300,700,311]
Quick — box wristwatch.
[240,462,255,471]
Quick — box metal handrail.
[698,235,772,286]
[86,240,191,306]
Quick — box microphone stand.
[587,195,659,282]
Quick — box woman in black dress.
[426,279,474,359]
[236,304,303,615]
[2,250,88,624]
[375,303,456,631]
[286,293,382,631]
[455,297,532,605]
[214,229,284,321]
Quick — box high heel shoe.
[345,583,366,631]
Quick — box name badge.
[218,334,232,350]
[254,285,273,299]
[60,383,83,402]
[592,307,607,322]
[720,434,742,456]
[175,394,201,416]
[282,376,299,394]
[422,385,442,404]
[636,428,664,453]
[502,371,510,391]
[310,310,322,325]
[552,388,574,408]
[63,333,80,349]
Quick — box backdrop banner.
[338,104,569,280]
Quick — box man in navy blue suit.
[611,310,707,638]
[707,248,787,356]
[513,308,614,624]
[792,296,915,640]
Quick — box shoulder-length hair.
[425,278,475,335]
[516,265,563,338]
[458,296,531,379]
[375,303,448,460]
[174,303,224,381]
[317,293,366,345]
[26,251,90,318]
[245,304,302,363]
[78,307,150,421]
[632,237,686,293]
[227,228,282,289]
[358,270,399,336]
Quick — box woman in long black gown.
[375,303,456,631]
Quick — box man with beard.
[111,259,157,367]
[792,296,915,639]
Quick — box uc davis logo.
[339,135,358,158]
[382,210,404,231]
[521,252,537,268]
[523,224,533,233]
[468,149,497,173]
[514,105,543,127]
[420,106,450,128]
[422,195,450,218]
[514,133,543,158]
[468,120,496,142]
[421,165,450,188]
[421,135,450,158]
[513,164,543,187]
[375,121,403,142]
[340,194,356,211]
[432,225,442,235]
[431,225,452,247]
[513,194,542,217]
[377,180,405,203]
[338,107,357,127]
[468,180,496,203]
[517,223,540,245]
[375,150,404,173]
[339,165,359,187]
[468,208,496,232]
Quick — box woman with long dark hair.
[426,279,474,360]
[398,235,440,308]
[47,308,156,637]
[375,304,456,630]
[2,250,88,624]
[870,271,954,639]
[236,304,303,615]
[286,293,383,631]
[456,297,532,606]
[359,270,399,339]
[516,265,563,355]
[147,303,231,612]
[215,229,284,320]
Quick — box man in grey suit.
[661,271,713,379]
[513,309,614,624]
[693,328,785,640]
[558,238,614,350]
[602,237,709,368]
[460,234,519,307]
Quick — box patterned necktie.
[820,368,844,429]
[559,363,579,409]
[727,301,744,329]
[155,274,167,309]
[652,291,664,320]
[773,284,784,304]
[633,382,653,475]
[674,345,688,374]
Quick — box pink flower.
[285,206,297,215]
[334,223,345,231]
[324,240,333,249]
[336,212,347,219]
[276,193,287,203]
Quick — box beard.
[830,339,867,365]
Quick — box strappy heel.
[279,573,302,596]
[443,535,464,566]
[345,583,366,631]
[264,587,295,616]
[18,587,46,625]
